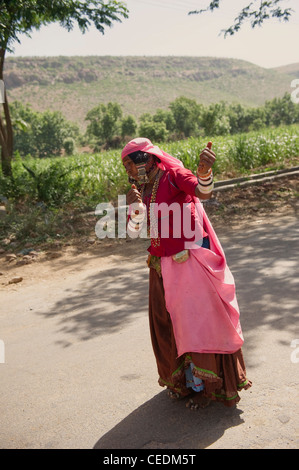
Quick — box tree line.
[10,92,299,159]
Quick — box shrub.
[63,137,76,156]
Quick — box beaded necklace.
[140,169,162,247]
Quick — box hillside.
[4,56,295,129]
[272,62,299,79]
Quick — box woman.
[122,137,251,409]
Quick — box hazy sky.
[7,0,299,69]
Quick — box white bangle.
[197,174,214,193]
[198,182,214,193]
[128,217,143,231]
[131,212,145,223]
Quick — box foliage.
[10,101,80,158]
[9,101,37,156]
[138,114,169,142]
[164,125,299,175]
[0,0,128,177]
[188,0,294,36]
[85,101,123,145]
[200,102,231,136]
[1,125,298,211]
[121,115,137,138]
[8,93,299,157]
[169,96,202,138]
[264,93,299,126]
[35,110,78,158]
[63,137,76,156]
[153,109,176,133]
[0,0,129,52]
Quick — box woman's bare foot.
[186,392,211,410]
[167,389,181,400]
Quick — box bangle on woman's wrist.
[128,217,143,231]
[197,171,214,193]
[197,182,214,194]
[197,167,212,179]
[130,212,145,223]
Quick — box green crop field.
[2,124,298,207]
[1,124,298,248]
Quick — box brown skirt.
[148,265,252,407]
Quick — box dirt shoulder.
[207,172,298,230]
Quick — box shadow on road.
[32,215,298,448]
[37,252,149,344]
[221,216,298,366]
[37,216,298,356]
[93,390,244,449]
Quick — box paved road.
[0,215,298,449]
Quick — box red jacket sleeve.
[168,167,198,196]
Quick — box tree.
[153,109,176,133]
[169,96,202,138]
[264,93,299,126]
[226,103,258,134]
[10,100,37,156]
[63,137,76,156]
[189,1,294,36]
[200,102,231,136]
[11,100,80,157]
[138,114,168,142]
[121,115,137,138]
[0,0,128,176]
[85,102,123,146]
[34,110,79,158]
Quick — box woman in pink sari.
[122,137,251,409]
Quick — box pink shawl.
[161,209,244,356]
[122,138,244,355]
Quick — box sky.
[6,0,299,69]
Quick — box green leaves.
[169,96,202,138]
[163,125,299,175]
[0,124,298,209]
[85,101,123,145]
[0,0,129,51]
[10,101,80,158]
[188,0,293,37]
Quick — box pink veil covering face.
[121,137,184,171]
